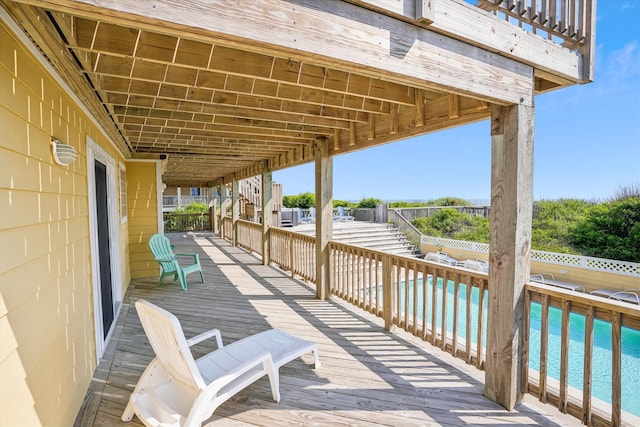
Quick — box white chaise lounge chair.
[590,289,640,305]
[457,259,489,273]
[423,251,458,267]
[122,299,320,427]
[529,274,586,292]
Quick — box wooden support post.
[315,137,332,300]
[261,161,272,265]
[382,256,394,331]
[231,178,239,246]
[484,102,534,410]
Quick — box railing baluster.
[431,268,439,346]
[466,274,473,364]
[582,305,594,425]
[395,261,402,327]
[521,288,531,393]
[452,272,460,357]
[422,265,430,340]
[403,263,410,329]
[441,271,449,351]
[476,279,485,369]
[559,299,570,413]
[539,294,549,403]
[611,311,622,426]
[412,264,419,335]
[376,255,382,315]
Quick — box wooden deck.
[75,232,580,426]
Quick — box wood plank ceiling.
[7,2,494,186]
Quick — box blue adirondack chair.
[148,234,204,290]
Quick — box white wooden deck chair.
[122,300,320,427]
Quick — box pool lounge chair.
[123,300,320,427]
[590,289,640,305]
[529,274,586,292]
[424,252,458,267]
[458,259,489,273]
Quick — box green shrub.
[388,201,426,208]
[425,197,472,206]
[531,199,593,253]
[570,197,640,262]
[357,197,383,208]
[282,195,298,208]
[333,199,356,208]
[282,192,315,208]
[411,208,489,241]
[174,203,209,214]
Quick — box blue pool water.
[391,278,640,416]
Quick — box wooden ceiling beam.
[79,50,416,110]
[12,0,534,105]
[110,103,355,130]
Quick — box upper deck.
[1,0,595,186]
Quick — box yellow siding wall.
[128,161,161,278]
[0,21,127,426]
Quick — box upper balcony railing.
[350,0,595,83]
[474,0,594,50]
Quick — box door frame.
[86,136,122,362]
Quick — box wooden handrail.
[235,219,262,255]
[221,216,232,241]
[270,227,316,282]
[329,240,490,367]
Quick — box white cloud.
[598,41,640,88]
[620,3,637,12]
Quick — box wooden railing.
[223,224,638,425]
[236,219,262,255]
[221,216,232,241]
[475,0,594,50]
[330,241,490,368]
[524,283,640,427]
[163,211,210,232]
[270,228,316,283]
[162,195,209,210]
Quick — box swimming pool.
[391,277,640,417]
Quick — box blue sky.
[274,1,640,203]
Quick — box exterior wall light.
[52,138,78,166]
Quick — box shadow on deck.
[75,232,579,426]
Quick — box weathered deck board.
[76,233,580,426]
